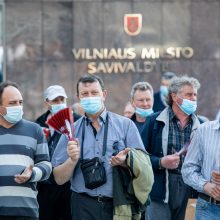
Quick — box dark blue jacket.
[141,108,202,202]
[141,111,166,201]
[153,91,166,113]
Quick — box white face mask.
[3,106,23,124]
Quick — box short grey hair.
[167,76,200,106]
[130,82,154,100]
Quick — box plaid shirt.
[167,107,193,173]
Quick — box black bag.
[80,157,107,189]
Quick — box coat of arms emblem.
[124,14,142,36]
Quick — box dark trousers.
[37,183,71,220]
[168,173,191,220]
[71,191,113,220]
[0,217,37,220]
[148,173,190,220]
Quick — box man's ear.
[171,93,177,103]
[77,94,80,102]
[102,90,107,101]
[130,99,135,108]
[0,106,6,116]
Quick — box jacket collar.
[156,107,200,130]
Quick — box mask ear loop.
[176,94,184,101]
[175,94,183,109]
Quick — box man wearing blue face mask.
[153,71,176,113]
[130,82,154,133]
[130,82,154,220]
[52,75,154,220]
[141,76,202,220]
[0,81,52,219]
[35,85,80,220]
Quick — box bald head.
[0,82,23,106]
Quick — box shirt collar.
[213,120,220,130]
[84,108,107,125]
[168,107,193,123]
[99,109,107,123]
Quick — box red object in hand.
[46,107,74,140]
[42,127,50,141]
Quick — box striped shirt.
[181,120,220,192]
[52,109,145,198]
[0,119,52,217]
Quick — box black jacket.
[35,110,80,185]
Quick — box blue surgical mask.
[80,97,102,115]
[160,86,168,97]
[177,97,197,115]
[135,107,154,118]
[50,103,66,114]
[3,106,23,124]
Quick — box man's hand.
[67,139,80,162]
[110,148,130,167]
[204,182,220,201]
[212,171,220,185]
[160,154,180,169]
[14,165,33,184]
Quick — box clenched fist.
[160,154,180,169]
[67,139,80,162]
[14,165,33,184]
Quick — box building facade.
[2,0,220,120]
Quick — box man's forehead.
[79,81,101,90]
[134,89,152,97]
[1,86,23,104]
[135,89,151,94]
[179,85,197,93]
[125,106,134,111]
[3,86,22,97]
[161,79,170,86]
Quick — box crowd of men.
[0,73,220,220]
